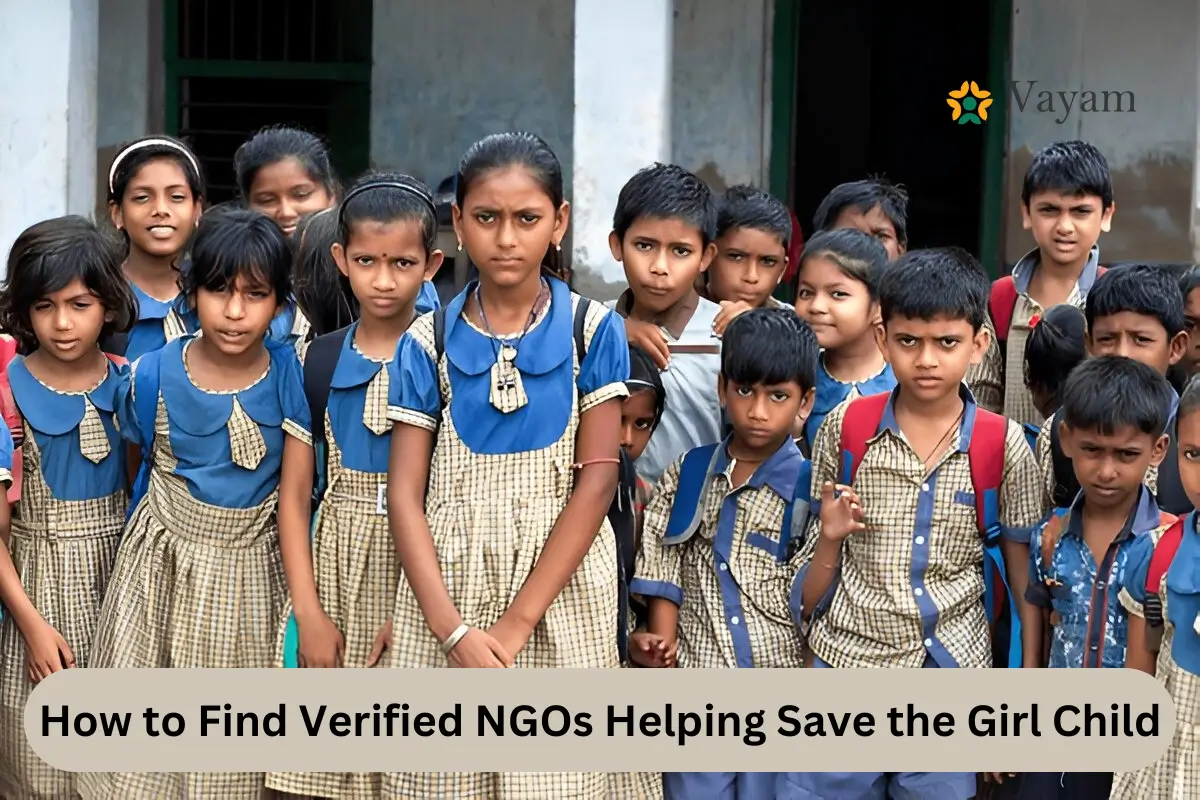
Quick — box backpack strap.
[128,348,164,517]
[0,336,23,505]
[302,326,352,505]
[662,444,721,547]
[989,276,1018,345]
[778,460,812,562]
[1145,515,1187,630]
[969,408,1022,668]
[837,392,891,488]
[1048,411,1082,508]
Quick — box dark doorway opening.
[166,0,372,204]
[790,0,999,257]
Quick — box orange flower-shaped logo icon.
[948,81,992,124]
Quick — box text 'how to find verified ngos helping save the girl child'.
[22,667,1175,775]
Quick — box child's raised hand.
[365,618,393,667]
[629,630,677,668]
[624,319,670,370]
[297,611,345,668]
[23,621,74,684]
[818,481,866,542]
[712,300,755,337]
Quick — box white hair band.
[108,138,202,195]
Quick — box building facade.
[2,0,1197,295]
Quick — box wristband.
[440,623,471,655]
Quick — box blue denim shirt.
[1026,487,1167,668]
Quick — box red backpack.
[838,391,1022,667]
[1143,516,1188,634]
[989,266,1108,351]
[0,338,127,504]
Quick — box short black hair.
[878,248,989,331]
[107,135,205,205]
[797,228,889,299]
[0,216,137,354]
[612,163,717,245]
[1021,141,1113,209]
[721,307,818,391]
[1180,265,1200,305]
[1179,372,1200,431]
[1023,304,1087,408]
[180,207,292,303]
[1086,264,1185,338]
[716,185,791,248]
[812,177,909,245]
[1060,356,1174,437]
[627,344,667,431]
[337,172,438,254]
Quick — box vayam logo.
[947,81,993,124]
[1010,80,1136,124]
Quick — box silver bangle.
[440,623,471,655]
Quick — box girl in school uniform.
[0,216,137,799]
[78,207,312,800]
[1114,377,1200,798]
[235,125,442,343]
[105,135,205,361]
[267,173,444,800]
[381,132,636,800]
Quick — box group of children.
[0,123,1193,800]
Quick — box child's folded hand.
[629,631,676,668]
[624,319,670,370]
[818,481,866,542]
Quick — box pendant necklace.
[475,279,549,413]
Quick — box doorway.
[787,0,1010,270]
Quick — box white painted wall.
[572,0,673,297]
[0,0,99,274]
[1004,0,1199,263]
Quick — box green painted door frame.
[979,0,1014,278]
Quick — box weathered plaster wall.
[1003,0,1199,265]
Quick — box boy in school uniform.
[992,141,1115,428]
[629,307,817,799]
[780,249,1045,800]
[608,163,723,485]
[1000,357,1177,799]
[813,179,1004,412]
[702,186,796,334]
[1035,264,1191,516]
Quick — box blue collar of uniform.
[330,321,388,389]
[709,434,805,499]
[878,382,979,453]
[444,277,572,377]
[131,283,180,322]
[1168,386,1180,429]
[1010,244,1101,295]
[1062,484,1163,544]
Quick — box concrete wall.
[369,0,773,298]
[1003,0,1199,264]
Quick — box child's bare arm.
[998,421,1047,665]
[629,459,686,659]
[499,397,622,652]
[1124,616,1157,674]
